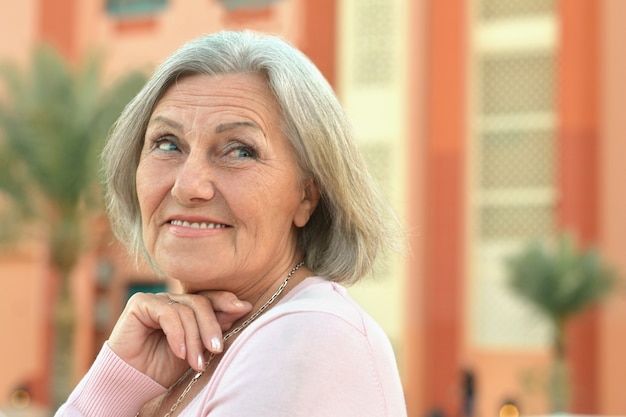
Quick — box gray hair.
[102,31,404,285]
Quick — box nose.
[171,153,216,204]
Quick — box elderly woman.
[56,31,406,416]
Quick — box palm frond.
[506,233,615,323]
[0,44,146,268]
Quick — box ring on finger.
[167,298,178,305]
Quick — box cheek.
[258,188,305,232]
[135,165,151,215]
[136,161,168,224]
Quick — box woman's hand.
[107,291,252,387]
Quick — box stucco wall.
[599,0,626,413]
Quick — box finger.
[165,294,231,368]
[178,295,228,356]
[214,311,250,331]
[196,290,252,315]
[173,302,209,372]
[153,297,188,361]
[164,292,252,359]
[195,291,252,331]
[155,293,207,365]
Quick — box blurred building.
[0,1,625,416]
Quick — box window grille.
[469,0,557,347]
[480,0,554,21]
[337,0,407,349]
[352,0,395,86]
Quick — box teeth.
[170,219,226,229]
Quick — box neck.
[225,262,310,339]
[236,258,308,306]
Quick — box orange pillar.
[300,0,337,88]
[404,0,428,414]
[38,0,78,61]
[557,0,600,413]
[419,0,467,415]
[33,0,79,406]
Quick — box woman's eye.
[233,148,253,158]
[155,139,178,152]
[228,145,257,159]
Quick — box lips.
[168,219,229,229]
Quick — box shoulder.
[247,281,400,383]
[207,278,406,416]
[263,276,378,332]
[251,276,396,359]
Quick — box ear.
[293,178,320,228]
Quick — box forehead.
[152,72,281,122]
[145,71,299,160]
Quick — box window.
[338,0,407,350]
[127,282,168,300]
[106,0,167,16]
[468,0,557,348]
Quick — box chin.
[167,266,227,290]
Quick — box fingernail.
[211,336,222,353]
[179,344,186,360]
[231,299,245,308]
[197,354,205,371]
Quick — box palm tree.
[506,233,615,412]
[0,45,146,408]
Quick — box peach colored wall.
[599,0,626,414]
[0,245,48,405]
[70,252,98,380]
[467,350,552,416]
[74,0,304,78]
[0,0,38,64]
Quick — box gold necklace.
[162,261,305,417]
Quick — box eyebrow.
[215,121,263,134]
[147,117,263,135]
[147,115,184,131]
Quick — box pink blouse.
[55,277,407,417]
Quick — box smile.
[169,220,228,229]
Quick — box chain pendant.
[163,361,211,417]
[161,261,304,417]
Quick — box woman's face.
[136,73,318,296]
